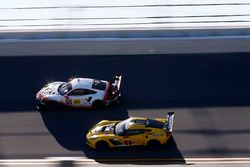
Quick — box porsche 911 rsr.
[36,74,122,110]
[86,112,174,150]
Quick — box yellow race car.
[86,112,174,150]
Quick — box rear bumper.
[105,73,122,105]
[105,93,121,105]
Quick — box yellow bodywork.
[86,116,173,149]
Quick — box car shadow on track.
[39,104,128,151]
[39,104,185,165]
[84,136,185,165]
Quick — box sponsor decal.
[123,140,136,145]
[153,132,164,137]
[73,99,80,104]
[124,140,132,145]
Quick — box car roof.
[70,78,108,91]
[126,117,165,130]
[70,78,94,90]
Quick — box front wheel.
[146,140,161,150]
[92,100,105,110]
[38,101,60,111]
[115,95,122,105]
[95,141,110,150]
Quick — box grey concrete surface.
[0,36,250,56]
[1,28,250,39]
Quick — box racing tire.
[47,101,61,110]
[146,140,161,150]
[116,95,122,105]
[95,141,110,150]
[92,100,105,110]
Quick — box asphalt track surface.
[0,53,250,164]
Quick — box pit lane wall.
[0,28,250,56]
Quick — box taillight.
[165,131,171,136]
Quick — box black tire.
[95,141,110,150]
[146,140,161,150]
[92,100,105,110]
[114,95,122,105]
[37,101,59,111]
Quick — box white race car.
[36,74,122,110]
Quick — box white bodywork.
[36,78,108,108]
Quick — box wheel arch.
[146,139,162,146]
[92,99,105,109]
[95,140,111,150]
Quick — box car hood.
[38,82,64,97]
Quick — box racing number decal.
[124,140,132,145]
[73,99,80,105]
[123,138,136,145]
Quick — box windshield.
[58,83,73,95]
[114,119,128,135]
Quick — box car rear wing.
[111,73,122,92]
[165,112,175,133]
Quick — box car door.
[121,129,146,146]
[66,89,96,107]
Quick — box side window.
[125,129,145,136]
[68,89,96,96]
[86,89,97,95]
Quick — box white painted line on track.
[1,0,250,31]
[0,159,58,165]
[185,158,250,164]
[1,157,250,165]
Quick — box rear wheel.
[95,141,110,150]
[92,100,105,110]
[116,95,122,105]
[146,140,161,150]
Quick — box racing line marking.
[1,157,250,165]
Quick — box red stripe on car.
[103,81,111,101]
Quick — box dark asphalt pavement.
[0,53,250,162]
